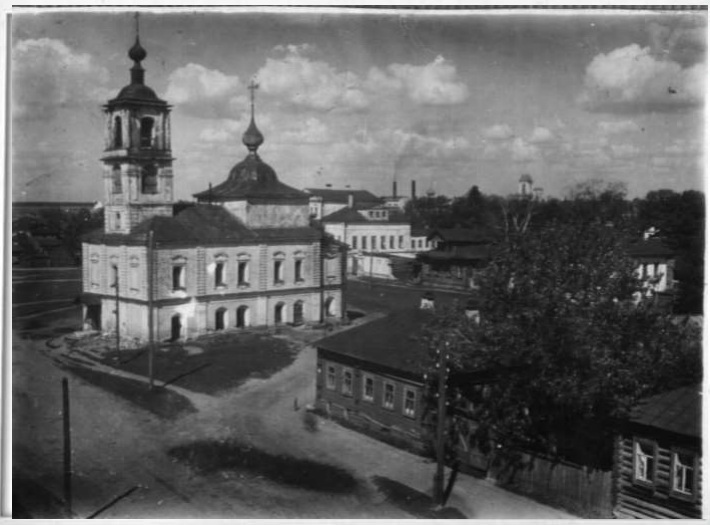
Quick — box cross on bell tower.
[242,78,264,154]
[100,13,175,234]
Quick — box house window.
[140,117,154,148]
[214,260,226,287]
[371,236,376,251]
[114,213,121,231]
[237,254,250,286]
[398,236,403,249]
[129,256,140,292]
[352,236,358,249]
[389,236,394,249]
[411,239,415,249]
[294,254,304,282]
[141,164,158,194]
[273,252,285,284]
[380,236,386,250]
[342,368,353,396]
[383,382,395,410]
[403,387,416,418]
[362,236,367,250]
[112,165,122,193]
[363,375,374,402]
[672,451,696,498]
[634,439,657,485]
[172,259,186,290]
[326,365,336,390]
[90,253,100,288]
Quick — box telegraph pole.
[114,268,120,354]
[62,378,72,515]
[434,340,449,506]
[147,230,155,390]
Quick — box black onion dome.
[107,36,165,105]
[115,83,160,101]
[128,38,147,62]
[242,117,264,151]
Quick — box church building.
[81,28,345,342]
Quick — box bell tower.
[101,14,174,234]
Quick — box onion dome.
[242,116,264,152]
[128,37,147,62]
[107,33,165,106]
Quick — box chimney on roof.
[348,193,354,208]
[420,291,435,310]
[393,180,397,199]
[411,180,416,200]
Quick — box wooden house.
[613,384,702,519]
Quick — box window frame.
[632,437,658,488]
[383,381,395,410]
[294,253,305,283]
[273,252,285,285]
[237,254,250,287]
[403,387,417,418]
[214,260,227,288]
[670,448,699,501]
[342,368,353,397]
[362,374,375,402]
[172,257,187,291]
[326,364,336,390]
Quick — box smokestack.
[348,193,354,208]
[393,180,397,199]
[411,180,416,200]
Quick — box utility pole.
[114,267,120,354]
[62,378,72,515]
[147,230,155,390]
[434,340,449,506]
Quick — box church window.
[215,262,225,287]
[112,165,122,193]
[236,305,250,328]
[141,164,158,194]
[370,236,376,251]
[361,236,367,250]
[172,257,186,291]
[389,236,394,249]
[113,116,123,148]
[273,252,285,284]
[140,117,154,148]
[380,236,386,250]
[351,236,358,249]
[398,236,404,249]
[129,256,140,292]
[114,213,121,231]
[237,254,250,287]
[294,252,305,282]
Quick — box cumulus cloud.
[609,143,639,160]
[598,119,641,135]
[165,63,245,118]
[198,114,273,145]
[281,117,330,144]
[580,43,706,113]
[529,126,554,144]
[13,38,109,121]
[257,45,369,112]
[367,55,469,106]
[482,124,514,141]
[511,138,541,163]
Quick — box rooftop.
[305,188,381,204]
[427,227,499,244]
[321,206,409,225]
[630,384,702,438]
[627,237,675,258]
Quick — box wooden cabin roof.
[630,384,701,438]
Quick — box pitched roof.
[321,206,410,225]
[630,384,701,438]
[419,245,494,262]
[317,309,432,377]
[427,227,498,244]
[305,188,381,204]
[627,238,675,258]
[83,205,322,246]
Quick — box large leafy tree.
[421,216,701,468]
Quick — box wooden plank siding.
[615,434,702,519]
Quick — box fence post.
[62,378,72,515]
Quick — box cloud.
[367,55,469,106]
[281,117,330,144]
[598,119,641,135]
[609,143,639,160]
[482,124,514,141]
[165,63,245,118]
[511,138,541,163]
[257,45,369,112]
[529,126,554,144]
[13,38,109,121]
[580,43,706,113]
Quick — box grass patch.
[169,439,359,494]
[372,476,466,519]
[67,366,196,420]
[101,332,296,394]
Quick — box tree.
[421,217,701,470]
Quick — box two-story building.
[80,30,344,341]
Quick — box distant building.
[416,227,498,290]
[304,188,381,220]
[628,231,676,294]
[613,384,702,519]
[518,174,533,197]
[12,201,99,221]
[80,28,344,340]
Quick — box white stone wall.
[324,222,411,253]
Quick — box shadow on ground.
[168,439,359,493]
[372,475,467,519]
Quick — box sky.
[11,7,707,203]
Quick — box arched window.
[237,253,250,286]
[172,256,187,291]
[140,117,154,148]
[294,251,305,282]
[274,302,285,325]
[111,165,122,193]
[324,297,335,317]
[214,254,228,288]
[141,164,158,194]
[293,300,304,325]
[113,116,123,148]
[273,252,285,284]
[236,305,250,328]
[215,307,227,330]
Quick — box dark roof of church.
[305,188,381,204]
[194,153,308,203]
[83,205,321,246]
[630,384,701,438]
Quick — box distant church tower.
[518,174,533,197]
[101,15,174,234]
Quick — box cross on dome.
[243,78,264,153]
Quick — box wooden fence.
[490,452,613,518]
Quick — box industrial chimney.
[393,180,398,199]
[411,180,417,200]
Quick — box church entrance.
[170,314,182,341]
[274,302,285,325]
[236,305,249,328]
